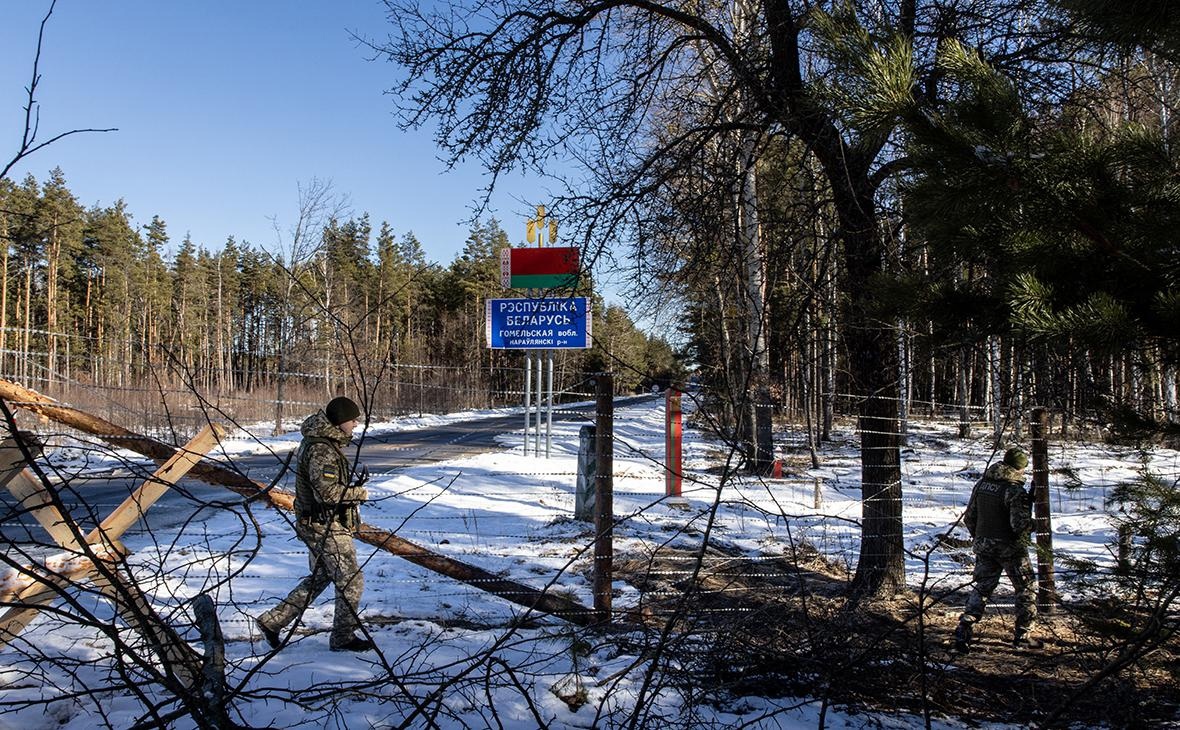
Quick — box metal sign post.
[524,352,533,455]
[538,353,545,457]
[546,350,554,458]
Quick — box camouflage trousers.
[962,540,1037,631]
[259,521,365,649]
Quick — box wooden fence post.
[594,373,614,625]
[754,389,774,474]
[1030,406,1058,613]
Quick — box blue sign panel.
[486,297,592,349]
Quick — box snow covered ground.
[1,395,1178,729]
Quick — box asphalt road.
[1,395,653,545]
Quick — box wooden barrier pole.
[1030,406,1058,614]
[0,377,595,625]
[0,431,217,679]
[594,373,614,625]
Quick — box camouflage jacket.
[293,410,366,530]
[964,462,1032,550]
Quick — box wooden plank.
[0,437,32,489]
[1,456,113,642]
[0,533,120,649]
[87,424,225,548]
[3,426,223,552]
[5,470,84,550]
[0,559,102,606]
[0,563,201,686]
[1,459,106,642]
[0,564,100,646]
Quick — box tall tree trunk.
[988,335,1003,447]
[835,190,903,597]
[1012,344,1026,438]
[760,1,906,596]
[958,345,972,438]
[1164,360,1179,425]
[22,263,32,384]
[922,247,937,418]
[1131,350,1144,415]
[46,215,59,387]
[124,284,131,386]
[803,307,819,467]
[215,263,225,392]
[737,135,773,473]
[820,219,836,442]
[0,229,8,380]
[898,321,910,447]
[895,219,909,447]
[713,273,738,435]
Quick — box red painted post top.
[665,389,683,497]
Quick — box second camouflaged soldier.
[257,396,373,652]
[954,446,1041,653]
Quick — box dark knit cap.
[1003,447,1029,471]
[326,396,361,425]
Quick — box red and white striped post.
[665,388,682,498]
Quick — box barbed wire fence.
[1,346,1179,727]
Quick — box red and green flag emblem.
[501,246,579,289]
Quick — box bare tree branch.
[1,0,117,181]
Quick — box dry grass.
[614,545,1180,728]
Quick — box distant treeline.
[0,169,682,426]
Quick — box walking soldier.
[954,446,1041,653]
[257,396,374,652]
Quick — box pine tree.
[0,176,39,380]
[171,233,201,370]
[36,168,84,384]
[899,40,1180,437]
[1056,0,1180,58]
[81,201,140,384]
[211,237,241,390]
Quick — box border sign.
[486,297,592,349]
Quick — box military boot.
[1013,625,1043,651]
[331,634,376,652]
[952,617,975,654]
[256,618,282,650]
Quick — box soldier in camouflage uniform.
[953,446,1040,652]
[256,396,374,652]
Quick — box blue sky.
[0,1,545,263]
